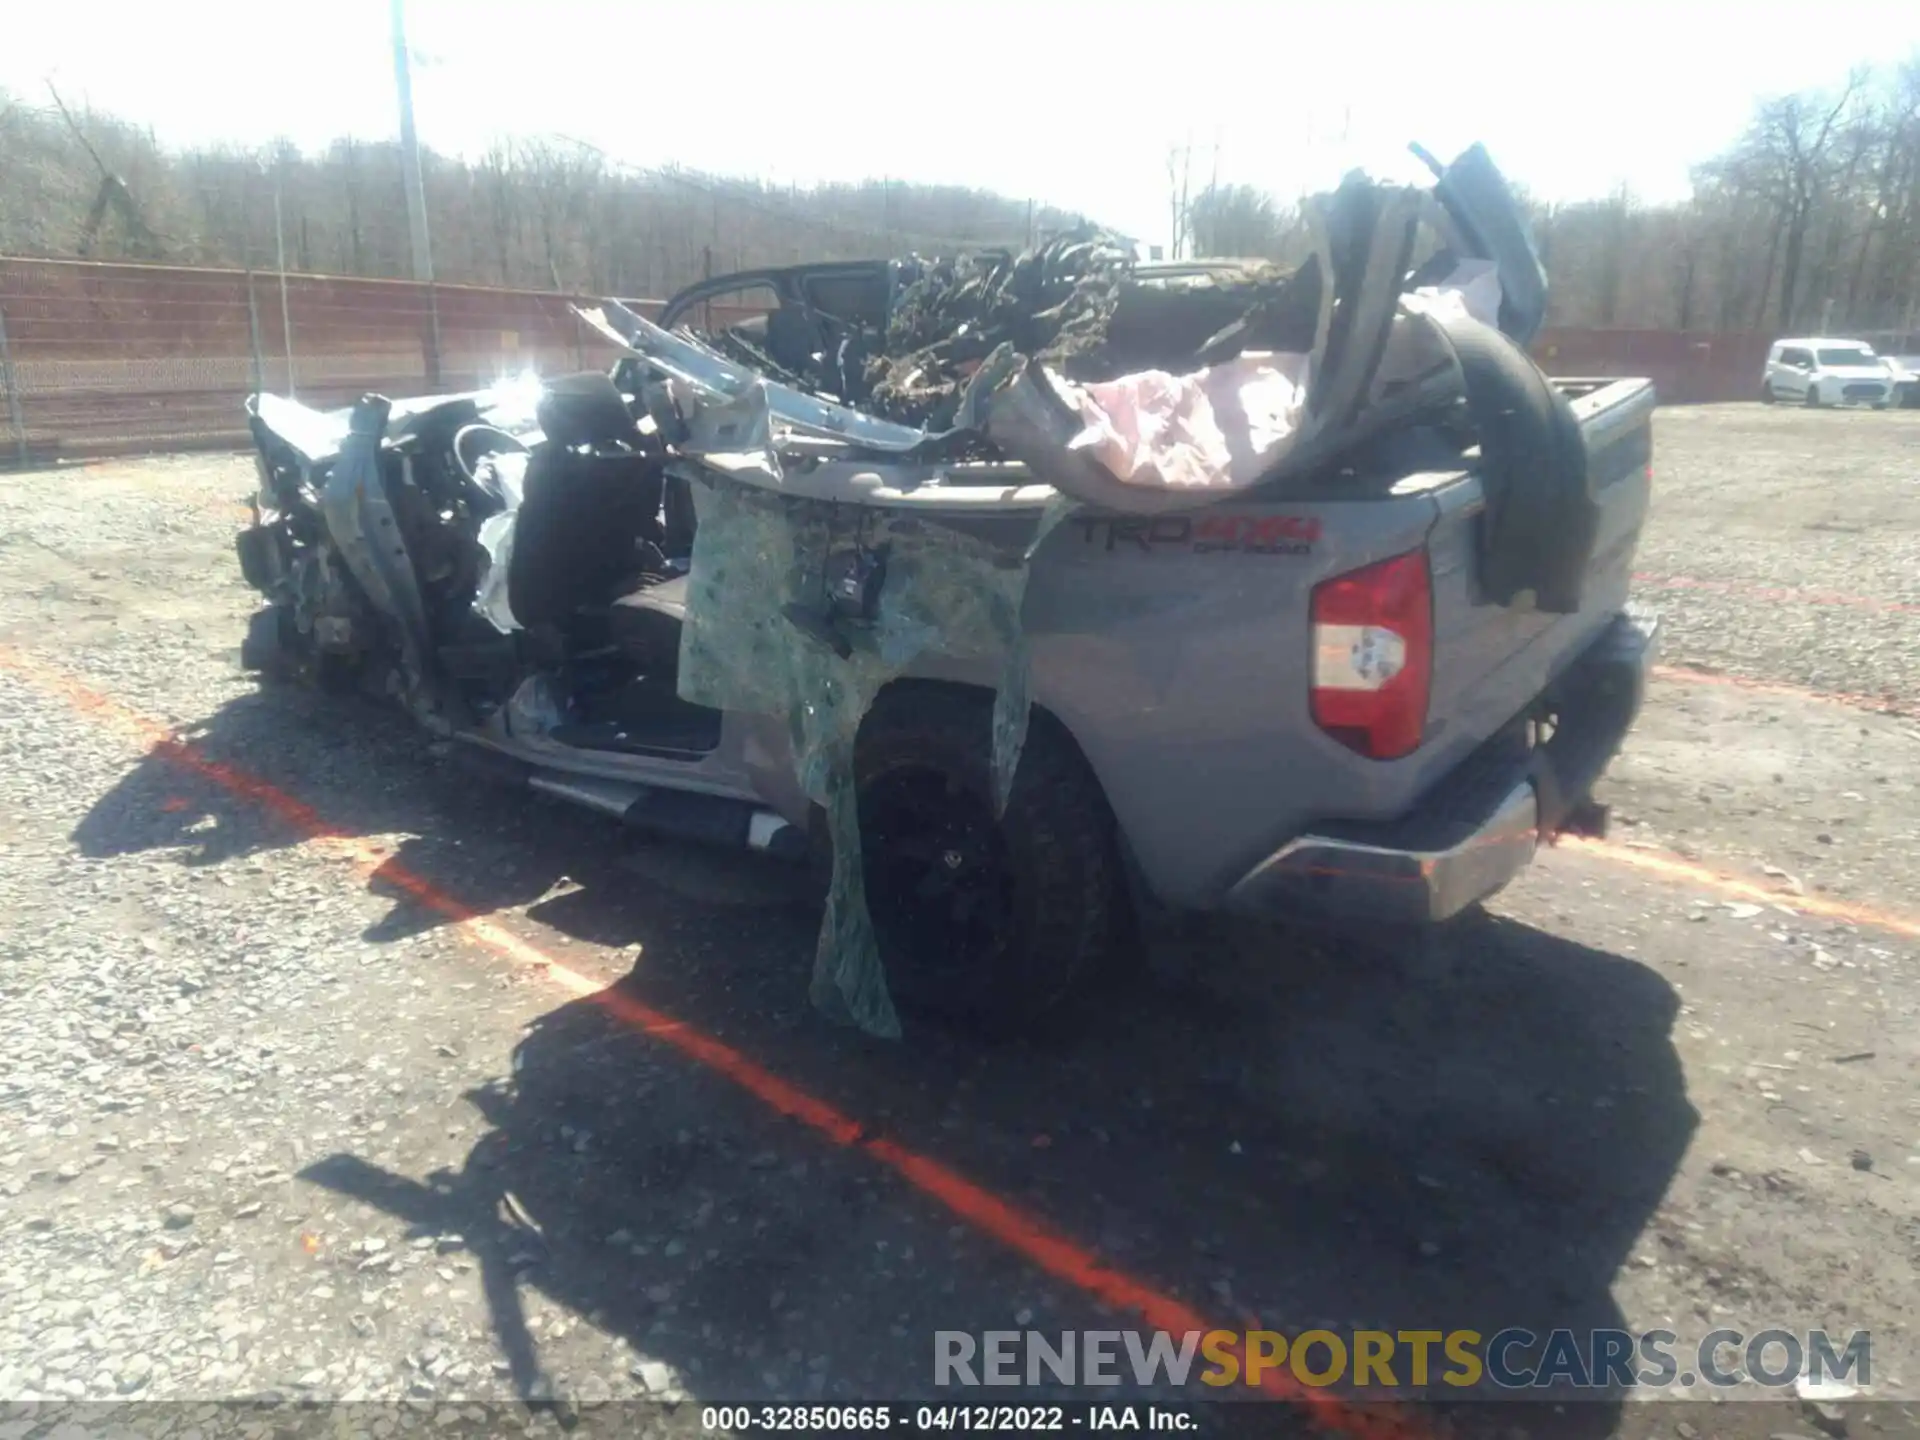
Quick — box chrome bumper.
[1224,780,1540,925]
[1224,607,1659,926]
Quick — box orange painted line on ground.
[0,642,1426,1440]
[1555,836,1920,942]
[1651,663,1917,719]
[1635,572,1920,618]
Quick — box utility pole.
[391,0,442,382]
[391,0,434,285]
[273,170,296,398]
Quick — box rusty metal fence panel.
[0,257,678,465]
[1532,327,1771,405]
[0,259,260,461]
[0,253,1779,467]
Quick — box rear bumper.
[1224,779,1543,926]
[1224,607,1660,925]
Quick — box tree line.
[1181,60,1920,338]
[0,86,1081,300]
[5,58,1918,335]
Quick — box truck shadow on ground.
[76,685,1698,1433]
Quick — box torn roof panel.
[577,301,932,453]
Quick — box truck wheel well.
[842,678,1135,1031]
[860,678,1097,781]
[860,677,1164,914]
[804,677,1123,865]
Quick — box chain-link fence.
[0,252,1782,468]
[0,256,765,466]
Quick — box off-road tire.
[1760,382,1776,404]
[1804,384,1823,408]
[853,685,1127,1035]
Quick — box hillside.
[0,90,1088,298]
[6,60,1920,335]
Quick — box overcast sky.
[6,0,1916,248]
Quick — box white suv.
[1762,338,1894,409]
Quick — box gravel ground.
[1,412,1919,1439]
[1635,405,1920,707]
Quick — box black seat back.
[506,446,663,628]
[763,305,823,377]
[536,372,644,450]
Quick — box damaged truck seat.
[608,574,689,670]
[505,447,666,627]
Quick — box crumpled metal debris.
[863,229,1316,430]
[577,303,938,457]
[956,180,1508,508]
[322,396,451,728]
[864,229,1132,425]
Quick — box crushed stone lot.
[1,407,1918,1438]
[1633,406,1920,707]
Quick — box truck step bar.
[452,745,806,859]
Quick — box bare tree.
[1742,76,1863,328]
[1592,187,1634,326]
[1185,184,1304,260]
[1166,142,1195,261]
[45,81,167,260]
[12,58,1920,343]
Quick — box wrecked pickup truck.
[235,143,1657,1038]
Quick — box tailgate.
[1021,484,1461,907]
[1422,377,1655,770]
[1017,377,1654,909]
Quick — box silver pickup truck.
[237,145,1657,1035]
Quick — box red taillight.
[1310,549,1433,760]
